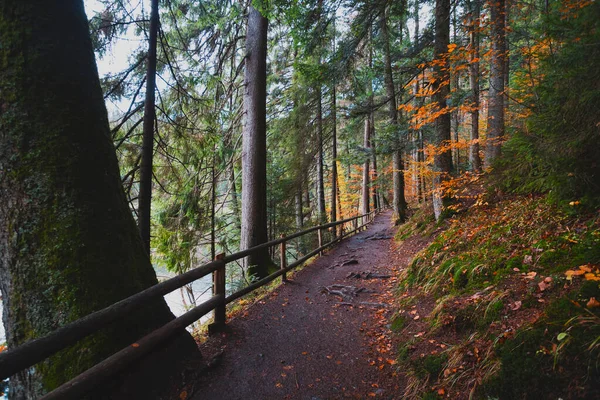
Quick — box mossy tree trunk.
[0,1,198,398]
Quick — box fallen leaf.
[179,391,187,400]
[587,297,600,308]
[510,301,522,311]
[275,383,283,388]
[538,281,549,292]
[438,388,446,396]
[131,343,140,348]
[585,273,600,281]
[525,271,537,279]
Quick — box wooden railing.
[0,209,381,399]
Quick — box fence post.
[317,228,323,255]
[208,253,226,335]
[280,235,287,283]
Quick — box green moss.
[481,294,600,399]
[412,353,448,380]
[391,314,408,332]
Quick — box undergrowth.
[404,195,600,294]
[393,194,600,399]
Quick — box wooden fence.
[0,209,380,399]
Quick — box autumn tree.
[0,0,197,398]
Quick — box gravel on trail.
[190,210,423,400]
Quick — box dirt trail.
[191,211,426,400]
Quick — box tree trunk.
[362,117,371,215]
[138,0,159,255]
[370,113,379,211]
[413,1,423,203]
[0,1,197,398]
[331,83,338,229]
[468,0,482,172]
[316,88,327,224]
[432,0,453,221]
[485,0,506,167]
[380,8,406,223]
[241,5,272,279]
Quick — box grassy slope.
[392,192,600,399]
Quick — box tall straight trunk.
[413,1,423,203]
[432,0,453,221]
[138,0,159,255]
[485,0,506,167]
[362,118,371,215]
[0,1,197,398]
[316,86,327,223]
[211,153,217,260]
[241,6,271,279]
[331,84,338,226]
[371,111,379,211]
[381,7,407,223]
[468,0,482,172]
[451,5,461,173]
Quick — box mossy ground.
[390,194,600,399]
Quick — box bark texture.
[361,118,371,215]
[0,1,197,398]
[241,6,272,279]
[316,86,327,223]
[380,8,406,223]
[331,84,338,228]
[468,0,482,172]
[432,0,453,221]
[485,0,506,167]
[137,0,159,255]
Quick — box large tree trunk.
[241,6,272,279]
[0,1,198,398]
[468,0,482,172]
[380,7,407,223]
[138,0,159,255]
[432,0,453,221]
[485,0,506,167]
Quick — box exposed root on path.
[346,271,391,280]
[321,284,374,302]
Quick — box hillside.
[390,189,600,399]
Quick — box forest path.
[191,210,425,400]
